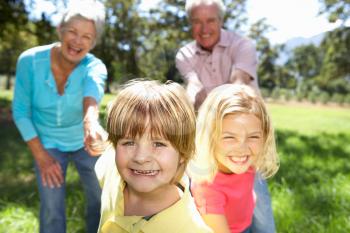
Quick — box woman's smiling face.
[58,17,96,64]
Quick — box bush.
[319,92,331,104]
[271,88,281,101]
[284,90,294,101]
[307,91,318,103]
[344,94,350,105]
[260,88,271,99]
[296,91,305,102]
[331,93,345,105]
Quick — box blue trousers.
[35,148,101,233]
[251,173,276,233]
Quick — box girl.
[188,84,279,233]
[95,80,213,233]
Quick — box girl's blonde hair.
[188,84,279,182]
[107,79,196,183]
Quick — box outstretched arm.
[175,49,206,110]
[83,96,107,156]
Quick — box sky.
[245,0,348,44]
[140,0,348,45]
[28,0,349,45]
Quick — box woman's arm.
[202,214,231,233]
[83,96,107,156]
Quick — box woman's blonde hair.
[107,79,196,183]
[188,84,279,182]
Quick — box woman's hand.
[83,97,108,156]
[27,137,64,188]
[84,120,108,156]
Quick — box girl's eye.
[249,136,261,140]
[154,142,166,147]
[223,136,235,140]
[83,35,92,41]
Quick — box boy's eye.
[121,141,135,146]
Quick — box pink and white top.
[176,29,258,103]
[191,169,256,233]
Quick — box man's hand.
[230,68,253,85]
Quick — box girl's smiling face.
[216,113,264,174]
[115,127,183,195]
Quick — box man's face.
[190,4,222,51]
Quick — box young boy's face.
[115,127,183,194]
[216,113,264,174]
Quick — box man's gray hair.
[185,0,226,21]
[59,0,105,44]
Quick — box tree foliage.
[318,0,350,23]
[1,0,348,98]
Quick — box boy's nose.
[133,145,153,164]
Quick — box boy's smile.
[115,127,183,195]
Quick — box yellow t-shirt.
[95,147,213,233]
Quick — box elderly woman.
[12,1,106,233]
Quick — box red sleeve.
[191,182,227,215]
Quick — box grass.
[0,92,349,232]
[267,103,350,232]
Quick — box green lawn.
[0,92,349,232]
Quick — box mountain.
[284,33,325,50]
[277,32,325,64]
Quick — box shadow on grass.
[272,129,350,233]
[0,122,87,233]
[1,120,350,233]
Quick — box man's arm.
[175,48,206,109]
[229,37,259,91]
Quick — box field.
[0,91,349,232]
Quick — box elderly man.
[176,0,275,232]
[176,0,259,109]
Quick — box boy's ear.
[179,157,185,164]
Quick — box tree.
[318,27,350,94]
[0,1,38,89]
[318,0,350,24]
[286,44,323,90]
[317,0,350,94]
[249,19,286,89]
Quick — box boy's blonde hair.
[107,79,196,183]
[188,84,279,182]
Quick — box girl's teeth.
[231,156,247,162]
